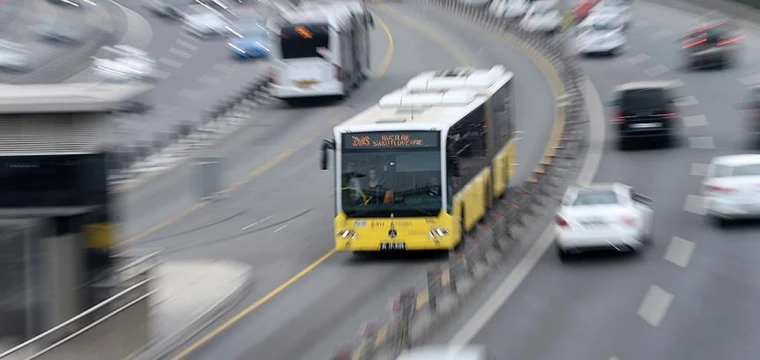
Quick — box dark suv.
[680,20,743,69]
[609,81,681,149]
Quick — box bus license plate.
[380,242,406,251]
[296,80,317,87]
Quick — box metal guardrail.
[332,0,589,358]
[0,278,152,359]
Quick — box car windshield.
[571,190,619,206]
[620,88,669,111]
[715,164,760,177]
[581,21,618,32]
[339,132,442,217]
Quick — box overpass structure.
[0,82,157,359]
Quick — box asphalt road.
[438,1,760,359]
[119,2,560,359]
[69,0,271,147]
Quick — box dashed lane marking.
[175,38,198,51]
[198,75,221,86]
[637,285,674,327]
[683,115,708,127]
[690,162,709,177]
[169,47,193,59]
[159,57,183,68]
[676,96,698,107]
[684,194,706,215]
[626,53,650,65]
[664,236,696,268]
[213,63,234,74]
[689,136,715,149]
[644,64,669,77]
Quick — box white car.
[590,0,632,28]
[702,154,760,227]
[555,182,654,260]
[0,40,30,72]
[519,0,562,33]
[92,44,158,82]
[488,0,529,19]
[180,4,230,38]
[575,15,626,55]
[396,345,497,360]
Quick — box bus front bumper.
[270,82,343,99]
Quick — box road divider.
[331,1,589,359]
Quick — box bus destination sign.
[343,132,439,150]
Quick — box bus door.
[278,23,336,88]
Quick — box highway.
[70,0,272,147]
[433,1,760,359]
[119,1,562,359]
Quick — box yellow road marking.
[172,3,569,357]
[170,250,336,359]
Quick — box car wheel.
[557,245,570,261]
[618,138,629,151]
[712,215,730,228]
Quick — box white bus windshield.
[279,23,329,59]
[340,131,443,217]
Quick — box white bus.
[319,66,517,252]
[269,1,373,105]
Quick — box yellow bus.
[319,66,516,252]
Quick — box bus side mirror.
[448,155,461,177]
[320,139,335,170]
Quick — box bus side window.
[448,104,488,194]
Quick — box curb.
[129,262,255,360]
[331,1,589,359]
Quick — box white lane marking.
[682,115,708,127]
[159,57,183,68]
[689,136,715,149]
[663,236,696,268]
[198,75,221,86]
[177,89,202,99]
[644,64,669,77]
[154,70,171,79]
[676,96,698,107]
[649,28,675,41]
[690,163,709,177]
[670,79,684,88]
[610,357,620,360]
[273,224,288,233]
[169,47,193,59]
[178,31,199,41]
[684,194,706,215]
[175,38,198,51]
[637,285,674,327]
[739,74,760,86]
[213,63,234,74]
[626,53,650,65]
[449,78,606,345]
[241,215,273,231]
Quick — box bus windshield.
[340,132,442,217]
[280,23,329,59]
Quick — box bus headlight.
[428,227,449,238]
[337,229,357,239]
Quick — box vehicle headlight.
[337,229,357,239]
[428,227,449,238]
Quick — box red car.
[574,0,601,22]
